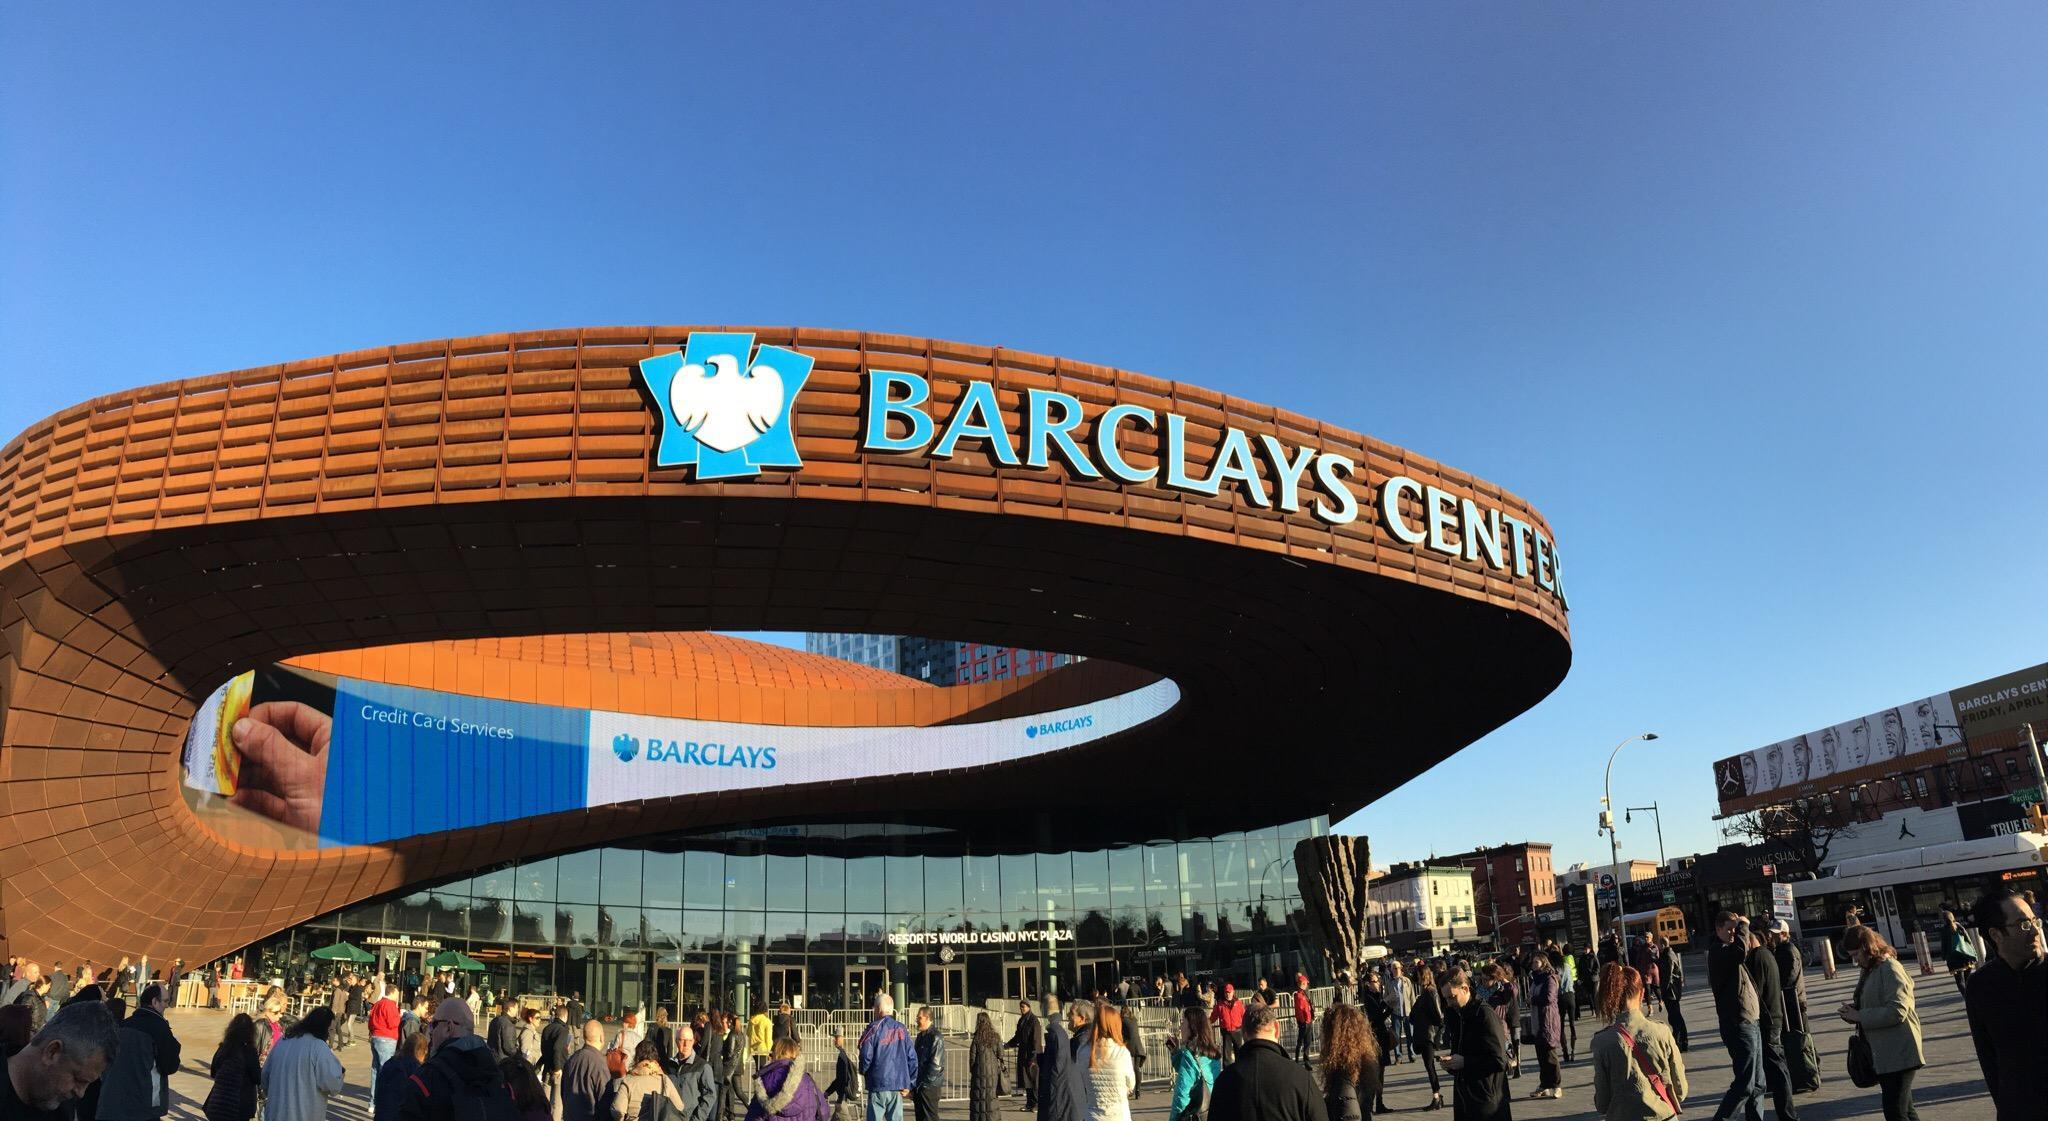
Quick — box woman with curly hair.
[1590,964,1686,1121]
[1320,1003,1382,1120]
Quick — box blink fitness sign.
[637,335,1570,609]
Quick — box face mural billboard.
[183,661,1179,850]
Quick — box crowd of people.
[1,886,2040,1121]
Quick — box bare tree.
[1721,799,1851,874]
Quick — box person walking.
[1208,1003,1324,1121]
[1079,1006,1135,1121]
[673,1024,720,1121]
[263,1008,347,1121]
[649,1009,678,1072]
[540,1004,576,1121]
[1707,912,1766,1121]
[857,994,917,1121]
[1964,887,2045,1121]
[1123,1006,1148,1099]
[370,985,404,1085]
[1166,1006,1220,1121]
[559,1021,613,1121]
[746,1038,826,1121]
[1938,908,1979,998]
[1836,926,1923,1121]
[1291,982,1315,1067]
[824,1031,861,1121]
[611,1040,687,1121]
[1554,948,1577,1063]
[1655,937,1687,1054]
[1766,922,1819,1093]
[910,1008,945,1121]
[1319,1004,1379,1121]
[201,1014,262,1121]
[1385,966,1411,1065]
[489,997,523,1063]
[1589,964,1686,1121]
[1438,969,1509,1121]
[1208,985,1246,1067]
[971,1014,1003,1121]
[1409,964,1446,1112]
[1356,973,1394,1112]
[750,1007,777,1075]
[725,1014,756,1121]
[1523,956,1563,1101]
[1742,922,1799,1121]
[96,983,180,1121]
[377,1033,431,1121]
[1008,1000,1044,1109]
[1036,997,1084,1121]
[401,997,522,1121]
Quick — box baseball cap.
[1769,919,1791,934]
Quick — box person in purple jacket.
[747,1038,828,1121]
[857,993,918,1121]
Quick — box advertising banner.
[1711,660,2047,815]
[1956,798,2034,840]
[183,662,1179,850]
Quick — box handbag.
[1846,1030,1878,1088]
[1615,1027,1681,1116]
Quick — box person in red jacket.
[1291,977,1315,1067]
[1210,983,1247,1065]
[369,982,403,1083]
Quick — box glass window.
[1001,854,1038,917]
[846,857,885,912]
[557,850,601,905]
[726,911,765,952]
[1035,852,1073,916]
[1178,842,1215,908]
[601,849,642,907]
[516,859,556,904]
[555,903,599,946]
[684,851,725,910]
[766,855,807,911]
[925,857,964,916]
[1107,847,1143,911]
[1072,850,1110,915]
[885,856,924,915]
[1143,844,1179,911]
[725,854,767,911]
[470,899,510,942]
[642,852,685,910]
[1212,839,1246,905]
[472,864,514,904]
[680,909,723,952]
[807,858,845,914]
[768,912,807,950]
[600,906,642,946]
[963,856,1001,914]
[426,892,468,938]
[643,909,682,951]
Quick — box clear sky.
[4,5,2043,874]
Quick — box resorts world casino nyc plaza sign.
[635,331,1573,609]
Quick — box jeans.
[1293,1019,1314,1064]
[1878,1068,1919,1121]
[1758,1023,1800,1121]
[1714,1019,1765,1121]
[370,1036,396,1083]
[866,1086,903,1121]
[1390,1014,1409,1060]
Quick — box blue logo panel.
[636,332,814,479]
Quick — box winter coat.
[1965,954,2048,1121]
[1526,970,1562,1050]
[1322,1070,1361,1121]
[1169,1046,1219,1118]
[372,997,404,1040]
[541,1020,577,1076]
[1408,987,1444,1047]
[1769,941,1809,1034]
[1851,957,1924,1076]
[1448,1001,1510,1121]
[1037,1018,1087,1121]
[970,1041,1002,1121]
[648,1024,676,1067]
[377,1053,424,1121]
[202,1042,261,1121]
[1208,1038,1324,1121]
[747,1059,827,1121]
[399,1034,522,1121]
[611,1059,686,1121]
[859,1015,918,1094]
[560,1045,613,1121]
[489,1013,523,1062]
[1590,1008,1686,1121]
[914,1027,945,1092]
[262,1034,346,1121]
[1080,1039,1134,1121]
[1209,999,1245,1033]
[724,1031,753,1119]
[674,1050,720,1121]
[1743,945,1784,1032]
[750,1014,776,1058]
[1009,1013,1044,1086]
[98,1006,182,1121]
[1707,939,1758,1024]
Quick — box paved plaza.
[155,960,1997,1121]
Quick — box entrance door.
[1870,887,1909,956]
[1076,957,1116,997]
[654,964,714,1022]
[762,965,806,1010]
[1004,962,1042,1003]
[846,966,889,1011]
[925,964,966,1005]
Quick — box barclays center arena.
[0,326,1573,1018]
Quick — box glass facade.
[248,816,1328,1019]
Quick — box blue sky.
[4,5,2042,873]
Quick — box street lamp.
[1601,732,1659,944]
[1624,803,1667,868]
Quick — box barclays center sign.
[636,333,1570,609]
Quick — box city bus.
[1792,830,2046,956]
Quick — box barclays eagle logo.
[635,332,815,479]
[612,733,640,763]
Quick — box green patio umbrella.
[423,950,486,971]
[308,941,375,964]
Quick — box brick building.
[1438,842,1557,946]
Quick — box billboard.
[1711,661,2046,815]
[183,662,1180,850]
